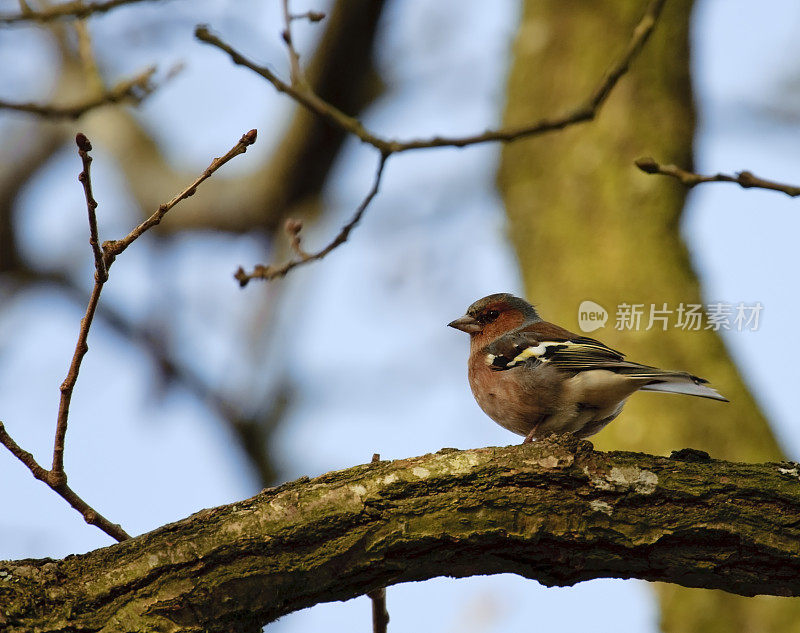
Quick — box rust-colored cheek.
[472,311,526,348]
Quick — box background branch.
[4,438,800,632]
[0,0,169,24]
[122,0,386,235]
[0,66,158,119]
[197,0,665,155]
[235,152,387,286]
[635,156,800,197]
[200,0,665,283]
[280,0,304,87]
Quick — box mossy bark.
[3,439,800,632]
[498,3,795,631]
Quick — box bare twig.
[0,421,131,541]
[284,218,310,259]
[76,133,107,281]
[52,134,110,481]
[235,152,387,286]
[199,0,665,283]
[1,130,258,541]
[103,128,258,259]
[280,0,304,87]
[0,421,50,482]
[37,267,286,487]
[635,156,800,198]
[196,24,381,149]
[53,279,104,480]
[290,10,325,23]
[0,0,169,24]
[0,66,157,120]
[196,0,665,154]
[366,452,389,633]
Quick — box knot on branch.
[46,470,67,488]
[670,447,711,462]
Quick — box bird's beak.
[448,314,482,334]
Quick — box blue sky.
[1,1,799,631]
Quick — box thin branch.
[46,269,269,457]
[635,156,800,197]
[367,452,389,633]
[234,152,387,286]
[103,128,258,259]
[0,421,50,482]
[52,134,112,480]
[76,133,107,281]
[199,0,664,284]
[368,587,389,633]
[0,420,131,541]
[0,130,258,542]
[290,10,325,23]
[51,133,115,481]
[280,0,303,87]
[53,279,103,479]
[0,66,158,120]
[0,0,168,24]
[196,0,665,154]
[195,25,380,150]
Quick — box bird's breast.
[467,354,564,436]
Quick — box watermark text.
[577,301,762,333]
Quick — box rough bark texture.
[498,2,792,630]
[3,438,800,632]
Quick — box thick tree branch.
[635,156,800,197]
[4,437,800,632]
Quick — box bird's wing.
[483,321,625,372]
[482,320,728,402]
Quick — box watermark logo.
[578,300,608,333]
[577,301,763,333]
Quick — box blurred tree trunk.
[498,2,799,631]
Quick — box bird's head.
[448,293,539,343]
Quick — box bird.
[448,293,727,443]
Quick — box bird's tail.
[637,371,728,402]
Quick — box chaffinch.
[449,293,727,443]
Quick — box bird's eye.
[479,309,500,324]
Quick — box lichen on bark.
[3,438,800,632]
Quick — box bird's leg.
[522,428,537,444]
